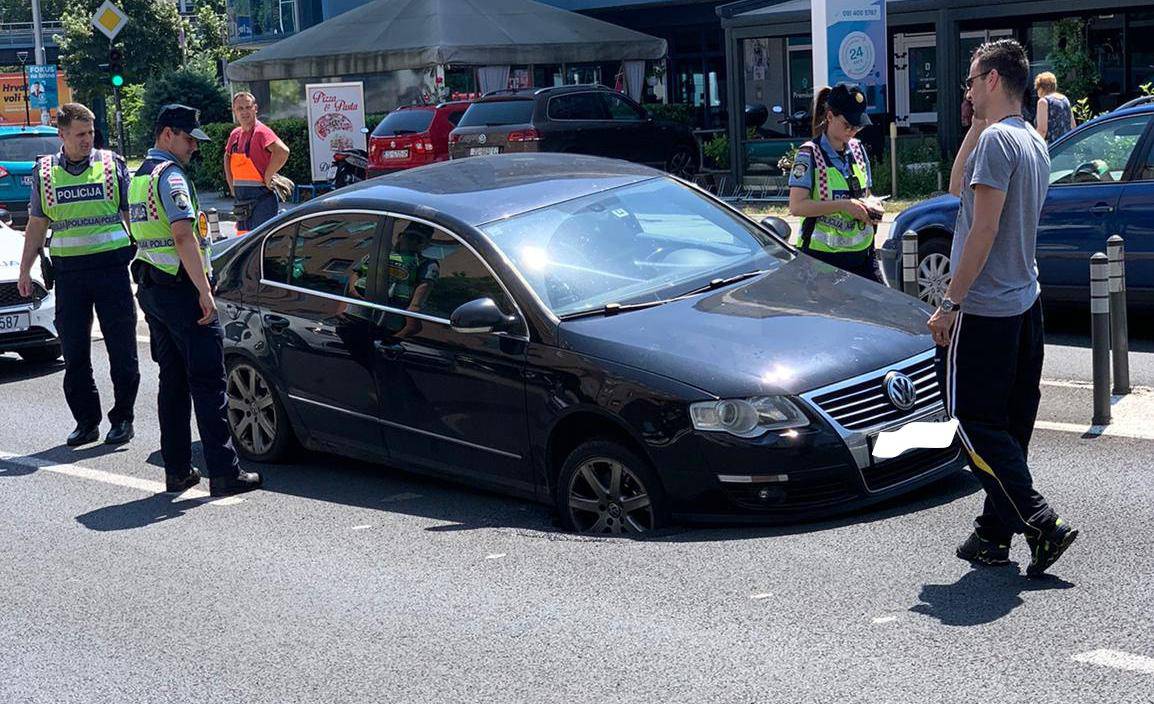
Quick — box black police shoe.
[104,421,134,446]
[210,470,262,498]
[956,531,1011,566]
[66,424,100,447]
[1026,518,1079,578]
[165,468,202,493]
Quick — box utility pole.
[17,51,31,126]
[31,0,47,65]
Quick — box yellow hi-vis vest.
[800,138,873,254]
[128,160,209,277]
[38,150,132,257]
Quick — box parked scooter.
[745,104,810,139]
[331,127,371,188]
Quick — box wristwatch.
[940,297,962,313]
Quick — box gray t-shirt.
[952,117,1049,317]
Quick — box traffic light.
[108,46,124,88]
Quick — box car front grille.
[863,444,962,492]
[808,354,940,432]
[0,281,47,309]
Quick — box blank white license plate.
[470,147,500,156]
[0,311,30,333]
[383,149,409,159]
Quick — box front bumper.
[0,287,58,352]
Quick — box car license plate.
[21,174,33,186]
[470,147,500,156]
[383,149,409,159]
[0,311,30,333]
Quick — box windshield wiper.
[680,269,771,297]
[558,300,670,321]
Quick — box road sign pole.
[113,81,126,155]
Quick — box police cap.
[826,84,872,128]
[155,104,211,141]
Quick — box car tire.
[225,358,293,463]
[666,145,697,179]
[555,439,667,535]
[18,343,61,363]
[917,237,952,307]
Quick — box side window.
[1049,116,1149,186]
[603,93,645,121]
[548,93,607,121]
[288,214,380,298]
[446,109,465,127]
[380,217,511,320]
[261,224,295,283]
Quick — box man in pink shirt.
[224,92,290,233]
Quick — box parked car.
[0,125,59,227]
[879,98,1154,308]
[367,102,471,177]
[448,85,699,178]
[0,210,60,362]
[211,153,963,534]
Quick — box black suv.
[448,85,698,177]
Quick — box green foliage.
[1049,19,1099,104]
[118,83,145,156]
[1070,97,1098,124]
[703,133,729,170]
[871,137,944,198]
[57,0,183,101]
[0,0,66,22]
[140,69,231,143]
[646,103,694,126]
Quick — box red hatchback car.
[367,102,471,176]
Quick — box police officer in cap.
[788,83,885,283]
[129,105,261,496]
[18,102,139,447]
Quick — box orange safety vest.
[228,128,266,189]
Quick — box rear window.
[0,135,59,162]
[457,100,534,128]
[372,110,434,136]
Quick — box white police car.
[0,210,60,362]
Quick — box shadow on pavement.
[0,355,63,382]
[0,443,131,477]
[75,493,206,531]
[911,567,1075,626]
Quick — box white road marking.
[0,451,244,506]
[1073,649,1154,675]
[750,592,773,600]
[350,524,373,531]
[381,492,423,503]
[1035,421,1154,441]
[485,553,506,560]
[872,616,898,624]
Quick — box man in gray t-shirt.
[928,39,1078,578]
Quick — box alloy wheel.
[226,364,278,457]
[917,253,952,307]
[567,457,655,534]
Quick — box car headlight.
[689,397,809,438]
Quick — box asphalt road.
[1,308,1152,702]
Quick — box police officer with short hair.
[787,83,885,283]
[130,105,260,496]
[18,102,139,446]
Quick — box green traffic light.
[111,74,124,87]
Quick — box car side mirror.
[760,215,792,242]
[361,127,370,135]
[450,297,518,334]
[0,209,11,226]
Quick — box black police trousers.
[136,275,240,479]
[54,263,139,427]
[937,298,1057,542]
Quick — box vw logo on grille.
[884,371,918,411]
[478,133,488,144]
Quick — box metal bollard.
[1107,235,1130,395]
[901,230,919,297]
[1090,253,1112,426]
[207,208,221,241]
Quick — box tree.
[1049,19,1100,104]
[0,0,67,23]
[140,69,230,138]
[56,0,183,101]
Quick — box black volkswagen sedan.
[212,154,965,533]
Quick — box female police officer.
[787,83,884,283]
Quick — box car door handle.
[1089,204,1114,214]
[374,340,404,359]
[264,314,290,332]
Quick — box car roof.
[0,125,57,136]
[476,84,610,101]
[298,153,662,227]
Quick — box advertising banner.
[305,81,366,182]
[811,0,888,114]
[0,68,74,125]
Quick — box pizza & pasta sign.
[305,81,367,182]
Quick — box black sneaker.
[956,531,1011,566]
[1026,518,1079,577]
[210,470,262,498]
[165,468,202,493]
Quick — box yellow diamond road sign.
[91,1,128,41]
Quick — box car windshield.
[372,110,434,136]
[480,177,792,317]
[0,135,59,162]
[458,100,534,127]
